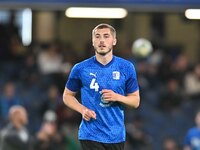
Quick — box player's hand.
[101,89,118,102]
[82,108,96,121]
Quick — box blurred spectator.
[33,110,66,150]
[57,104,81,126]
[126,115,153,150]
[158,52,174,83]
[8,34,27,62]
[36,42,66,90]
[37,42,63,75]
[40,84,63,118]
[146,63,160,88]
[60,57,73,76]
[0,81,23,125]
[184,63,200,100]
[19,51,39,85]
[0,13,19,61]
[171,54,189,86]
[158,78,183,112]
[162,136,181,150]
[136,61,149,90]
[62,42,80,65]
[147,48,163,67]
[0,105,31,150]
[183,109,200,150]
[60,43,79,90]
[1,34,27,81]
[0,24,8,61]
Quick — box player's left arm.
[101,89,140,108]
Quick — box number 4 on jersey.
[90,78,99,92]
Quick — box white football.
[132,38,153,58]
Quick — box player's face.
[92,28,117,56]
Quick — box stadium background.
[0,0,200,149]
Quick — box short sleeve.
[125,63,139,94]
[65,64,82,92]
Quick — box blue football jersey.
[184,127,200,150]
[66,55,139,143]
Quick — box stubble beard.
[95,48,112,56]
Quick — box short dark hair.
[92,23,116,38]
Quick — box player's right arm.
[63,88,96,121]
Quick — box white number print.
[90,78,99,92]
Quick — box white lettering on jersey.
[90,78,99,92]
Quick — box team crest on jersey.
[112,71,120,80]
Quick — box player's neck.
[95,52,113,65]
